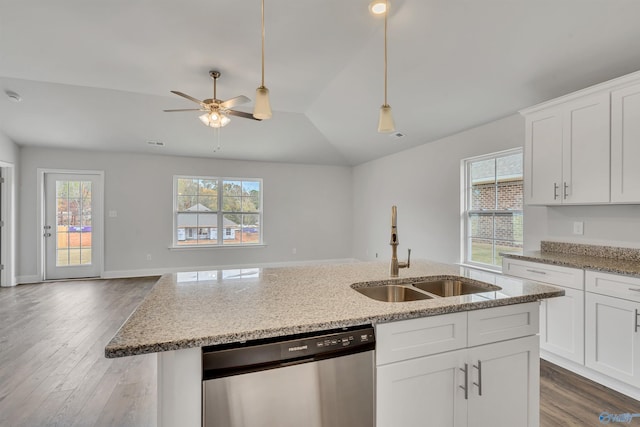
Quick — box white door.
[524,109,563,205]
[44,172,103,280]
[376,349,467,427]
[467,336,540,427]
[585,292,640,387]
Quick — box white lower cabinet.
[585,292,640,387]
[503,258,585,364]
[376,303,539,427]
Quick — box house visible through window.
[463,149,523,268]
[174,176,262,246]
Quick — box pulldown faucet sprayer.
[390,205,411,277]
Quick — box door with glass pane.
[44,173,102,280]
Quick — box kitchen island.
[105,260,564,426]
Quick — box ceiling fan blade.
[170,91,205,106]
[226,110,262,121]
[220,95,251,109]
[163,108,203,112]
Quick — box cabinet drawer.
[502,258,584,290]
[468,302,539,347]
[586,270,640,303]
[375,312,467,365]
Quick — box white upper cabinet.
[522,69,640,205]
[611,82,640,203]
[523,92,610,205]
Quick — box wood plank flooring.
[2,278,639,426]
[0,278,158,427]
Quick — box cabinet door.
[524,109,563,205]
[585,292,640,387]
[540,288,585,364]
[377,349,467,427]
[562,92,610,204]
[611,82,640,203]
[467,336,540,427]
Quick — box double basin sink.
[353,277,501,302]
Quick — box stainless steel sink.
[354,285,434,302]
[412,279,501,297]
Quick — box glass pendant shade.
[253,86,272,120]
[377,104,395,133]
[199,112,230,128]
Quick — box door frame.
[0,162,15,286]
[37,168,105,281]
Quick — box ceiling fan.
[164,70,261,128]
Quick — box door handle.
[459,363,468,400]
[44,225,52,230]
[473,360,482,396]
[44,233,52,237]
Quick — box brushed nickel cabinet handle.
[473,360,483,396]
[526,269,547,275]
[635,309,639,333]
[564,182,569,199]
[628,288,640,293]
[553,183,559,200]
[459,363,468,400]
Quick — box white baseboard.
[100,258,360,280]
[15,275,41,285]
[541,350,640,401]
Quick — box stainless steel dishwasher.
[202,324,375,427]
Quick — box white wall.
[0,131,19,163]
[352,114,525,265]
[17,147,353,281]
[0,132,19,286]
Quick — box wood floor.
[0,277,158,427]
[1,278,639,426]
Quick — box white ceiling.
[2,0,640,166]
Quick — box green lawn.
[471,242,521,267]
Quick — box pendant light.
[377,0,395,133]
[253,0,272,120]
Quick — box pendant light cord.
[383,0,389,107]
[261,0,265,88]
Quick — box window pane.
[470,158,496,185]
[223,180,242,196]
[240,214,260,244]
[198,196,217,211]
[497,153,523,181]
[223,196,242,212]
[80,248,92,265]
[222,214,241,245]
[68,181,80,198]
[178,178,199,195]
[495,240,523,266]
[470,238,494,265]
[469,213,493,239]
[497,182,523,210]
[242,181,260,195]
[494,212,523,244]
[471,183,496,210]
[177,196,197,211]
[199,179,218,195]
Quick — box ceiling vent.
[390,131,405,139]
[5,90,22,102]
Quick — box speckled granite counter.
[502,241,640,277]
[105,260,563,358]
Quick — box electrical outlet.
[146,254,152,261]
[292,248,297,255]
[573,221,584,235]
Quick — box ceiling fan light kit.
[369,0,387,15]
[253,0,272,120]
[377,0,396,134]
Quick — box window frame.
[172,175,263,248]
[461,148,523,271]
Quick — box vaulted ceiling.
[2,0,640,166]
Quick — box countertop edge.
[502,253,640,278]
[104,290,562,358]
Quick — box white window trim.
[172,175,263,248]
[460,148,523,271]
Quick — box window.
[462,149,523,269]
[174,176,262,247]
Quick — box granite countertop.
[104,260,563,358]
[502,241,640,277]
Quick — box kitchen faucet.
[390,205,411,277]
